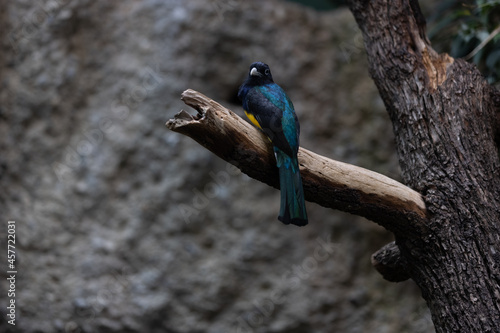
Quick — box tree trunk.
[348,0,500,331]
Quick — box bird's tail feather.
[275,150,308,226]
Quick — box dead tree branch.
[371,241,410,282]
[166,89,428,236]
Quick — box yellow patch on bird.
[244,111,262,129]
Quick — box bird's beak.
[250,67,261,77]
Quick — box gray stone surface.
[1,0,434,332]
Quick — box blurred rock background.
[0,0,435,332]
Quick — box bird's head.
[247,62,274,85]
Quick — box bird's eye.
[264,69,270,75]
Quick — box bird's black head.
[245,62,274,85]
[238,62,275,102]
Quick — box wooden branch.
[371,241,410,282]
[166,89,428,234]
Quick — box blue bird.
[238,62,308,226]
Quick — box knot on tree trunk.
[371,241,410,282]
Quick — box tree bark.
[348,0,500,331]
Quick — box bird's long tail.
[275,149,308,226]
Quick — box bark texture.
[348,0,500,331]
[371,241,410,282]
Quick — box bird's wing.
[246,86,297,157]
[258,84,299,147]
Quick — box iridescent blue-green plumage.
[238,62,308,226]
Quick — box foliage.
[428,0,500,85]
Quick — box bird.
[238,62,308,226]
